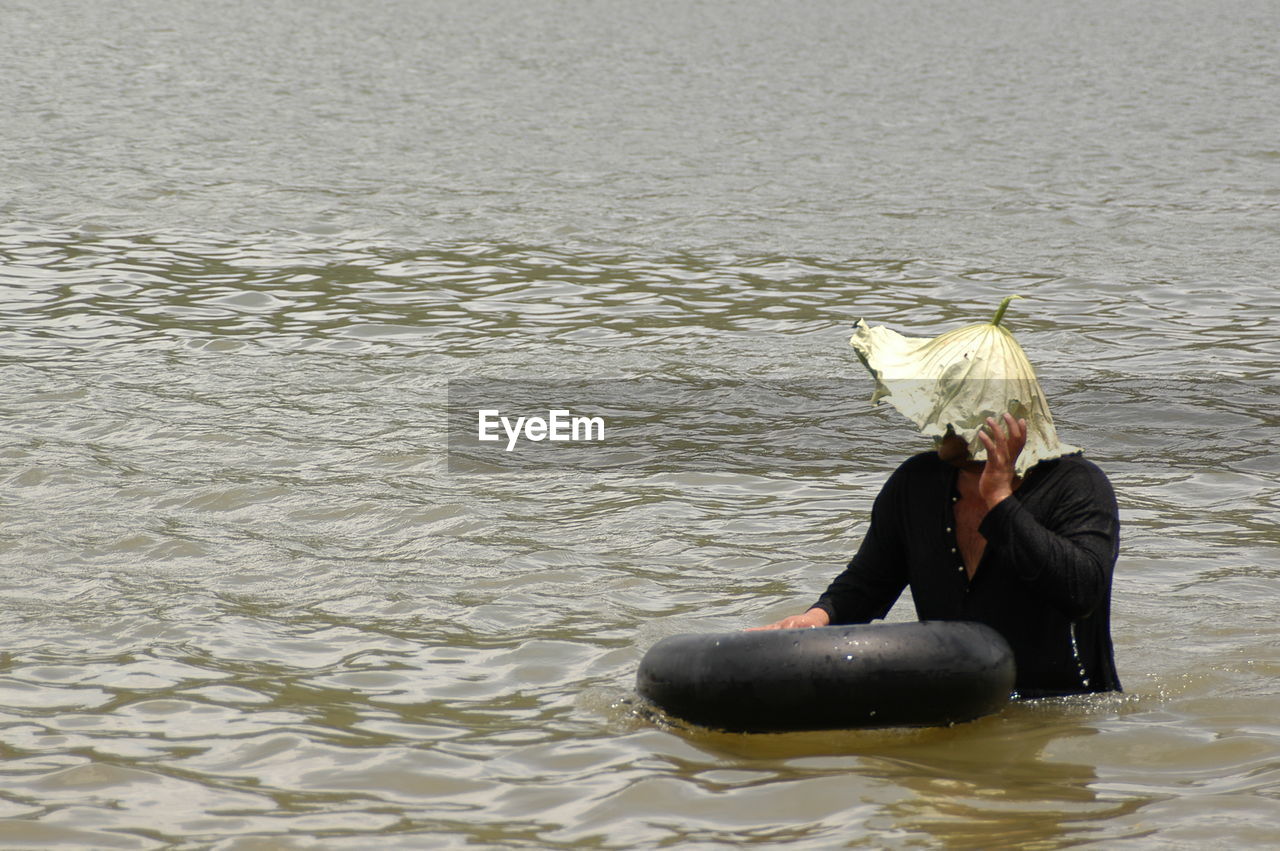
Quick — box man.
[756,304,1121,699]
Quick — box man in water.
[755,307,1121,699]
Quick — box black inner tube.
[636,620,1015,732]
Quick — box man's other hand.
[748,608,831,631]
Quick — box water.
[1,1,1278,848]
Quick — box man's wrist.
[804,607,831,626]
[983,488,1014,511]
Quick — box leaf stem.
[990,295,1022,327]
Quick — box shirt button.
[945,526,953,533]
[957,566,964,573]
[950,547,957,554]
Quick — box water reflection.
[872,721,1131,848]
[674,699,1147,849]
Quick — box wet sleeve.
[811,476,909,624]
[978,460,1119,619]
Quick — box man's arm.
[980,461,1119,618]
[977,414,1117,618]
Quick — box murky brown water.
[2,1,1278,848]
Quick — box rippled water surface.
[2,1,1279,848]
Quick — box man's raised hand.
[977,413,1026,509]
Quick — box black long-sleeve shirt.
[813,452,1121,698]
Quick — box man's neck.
[956,464,984,498]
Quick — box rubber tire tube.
[636,620,1015,732]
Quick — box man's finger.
[977,428,1001,460]
[984,417,1007,448]
[1003,413,1026,444]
